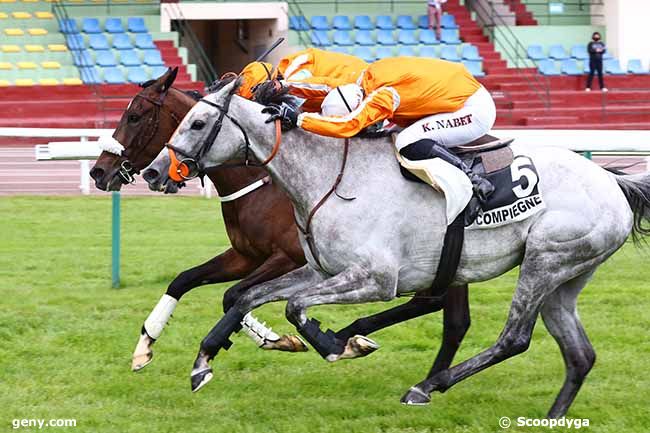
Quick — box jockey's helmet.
[321,84,364,117]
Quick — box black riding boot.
[399,139,495,203]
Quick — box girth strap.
[296,138,353,273]
[219,176,271,202]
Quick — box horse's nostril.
[142,168,160,184]
[90,166,105,182]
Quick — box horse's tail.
[613,172,650,243]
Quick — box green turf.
[1,196,649,433]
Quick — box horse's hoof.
[325,335,379,362]
[132,333,154,372]
[261,334,309,352]
[400,387,431,406]
[190,368,213,393]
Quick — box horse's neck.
[207,165,268,197]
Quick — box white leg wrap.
[143,294,178,340]
[241,313,281,347]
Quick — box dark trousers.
[586,58,604,89]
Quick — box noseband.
[165,96,282,182]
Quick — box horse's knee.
[285,299,305,328]
[222,286,243,313]
[567,346,596,383]
[166,270,196,300]
[495,333,531,360]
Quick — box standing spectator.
[428,0,447,40]
[586,32,608,92]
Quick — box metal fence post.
[112,191,121,288]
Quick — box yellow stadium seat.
[0,62,13,69]
[27,28,47,36]
[39,78,59,85]
[47,44,67,52]
[17,61,37,69]
[15,78,35,86]
[0,12,8,19]
[22,0,39,3]
[63,77,82,85]
[35,11,53,19]
[4,28,25,36]
[0,80,10,87]
[25,44,45,52]
[41,61,60,69]
[0,0,17,3]
[12,11,32,18]
[1,45,21,53]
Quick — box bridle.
[165,90,282,182]
[115,90,182,185]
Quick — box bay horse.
[90,68,472,377]
[144,78,650,417]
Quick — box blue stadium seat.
[583,61,591,74]
[376,46,394,59]
[352,46,375,63]
[289,16,309,31]
[604,59,625,75]
[560,59,582,75]
[128,17,148,33]
[440,28,460,44]
[332,16,352,30]
[603,50,613,60]
[311,16,330,31]
[397,45,417,57]
[628,59,647,74]
[120,50,141,67]
[441,14,458,29]
[354,15,373,30]
[377,29,396,46]
[329,46,349,54]
[333,30,353,46]
[82,18,101,34]
[396,15,416,30]
[103,67,125,84]
[463,60,485,77]
[72,50,94,67]
[417,15,429,29]
[81,67,102,84]
[105,18,125,34]
[58,18,79,34]
[112,34,133,50]
[96,50,117,67]
[538,59,560,75]
[66,34,85,50]
[419,29,438,45]
[150,66,168,79]
[461,45,482,61]
[135,34,156,50]
[419,46,438,58]
[89,34,110,50]
[310,31,331,47]
[548,44,569,60]
[527,44,545,60]
[570,44,588,60]
[440,45,460,62]
[397,30,417,46]
[143,50,164,66]
[376,15,394,30]
[355,30,374,46]
[127,66,149,83]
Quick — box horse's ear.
[156,67,178,93]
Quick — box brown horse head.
[90,67,200,191]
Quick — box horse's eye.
[191,120,205,130]
[128,114,140,123]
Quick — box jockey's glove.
[262,103,298,131]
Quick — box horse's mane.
[139,79,203,101]
[253,80,301,110]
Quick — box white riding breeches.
[394,86,496,150]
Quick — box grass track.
[1,196,649,433]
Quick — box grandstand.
[0,0,649,134]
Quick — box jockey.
[236,48,368,112]
[264,57,497,221]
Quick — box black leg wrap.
[200,308,245,358]
[298,318,345,359]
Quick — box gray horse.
[143,80,650,418]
